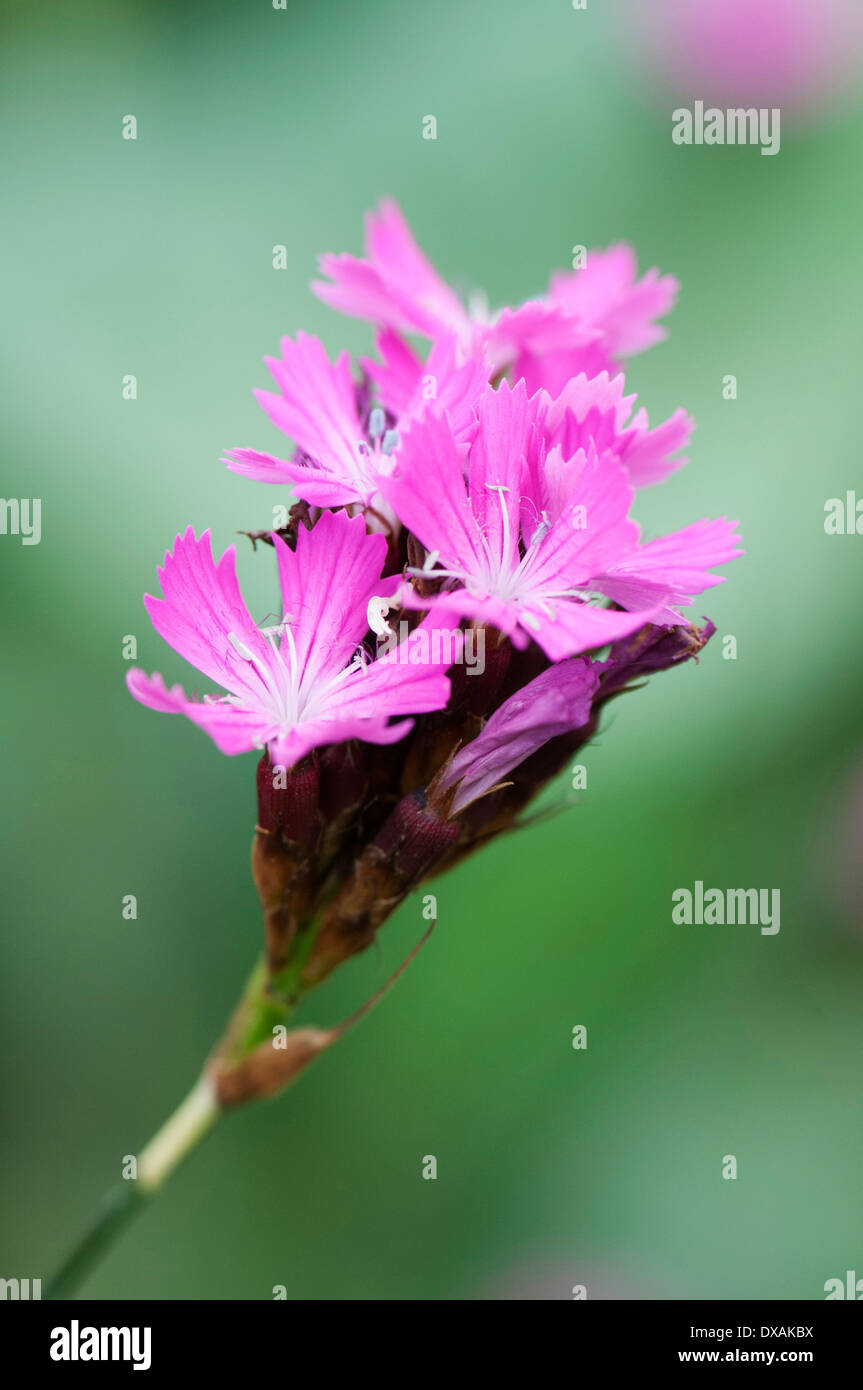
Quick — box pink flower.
[127,510,458,768]
[223,332,380,508]
[223,330,483,513]
[621,0,863,114]
[378,381,741,660]
[360,328,484,431]
[443,660,600,813]
[550,244,679,357]
[311,199,677,391]
[515,245,679,395]
[535,371,693,488]
[314,199,473,343]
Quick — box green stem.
[45,960,277,1300]
[45,1074,219,1300]
[45,1182,148,1301]
[46,936,319,1299]
[45,906,386,1298]
[136,1073,220,1194]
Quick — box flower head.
[377,380,740,660]
[534,370,694,488]
[130,206,742,999]
[312,198,679,392]
[624,0,863,113]
[127,510,458,768]
[223,329,484,515]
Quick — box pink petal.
[269,716,414,771]
[271,511,391,690]
[126,668,192,714]
[481,300,589,371]
[335,617,462,718]
[361,329,424,417]
[143,528,278,707]
[596,517,744,609]
[313,199,471,341]
[249,332,377,506]
[523,446,639,589]
[621,407,695,488]
[519,599,664,662]
[445,659,600,812]
[514,341,618,397]
[410,334,486,439]
[364,198,471,337]
[378,409,485,575]
[222,448,297,485]
[126,670,270,756]
[549,244,679,357]
[467,381,537,562]
[534,373,693,490]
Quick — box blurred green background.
[2,0,863,1300]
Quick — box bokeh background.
[2,0,863,1300]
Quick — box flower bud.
[302,790,461,986]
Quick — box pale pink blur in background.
[617,0,863,116]
[476,1252,677,1300]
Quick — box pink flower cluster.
[129,200,740,806]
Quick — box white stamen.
[367,595,396,637]
[227,632,256,661]
[529,508,551,548]
[482,483,514,584]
